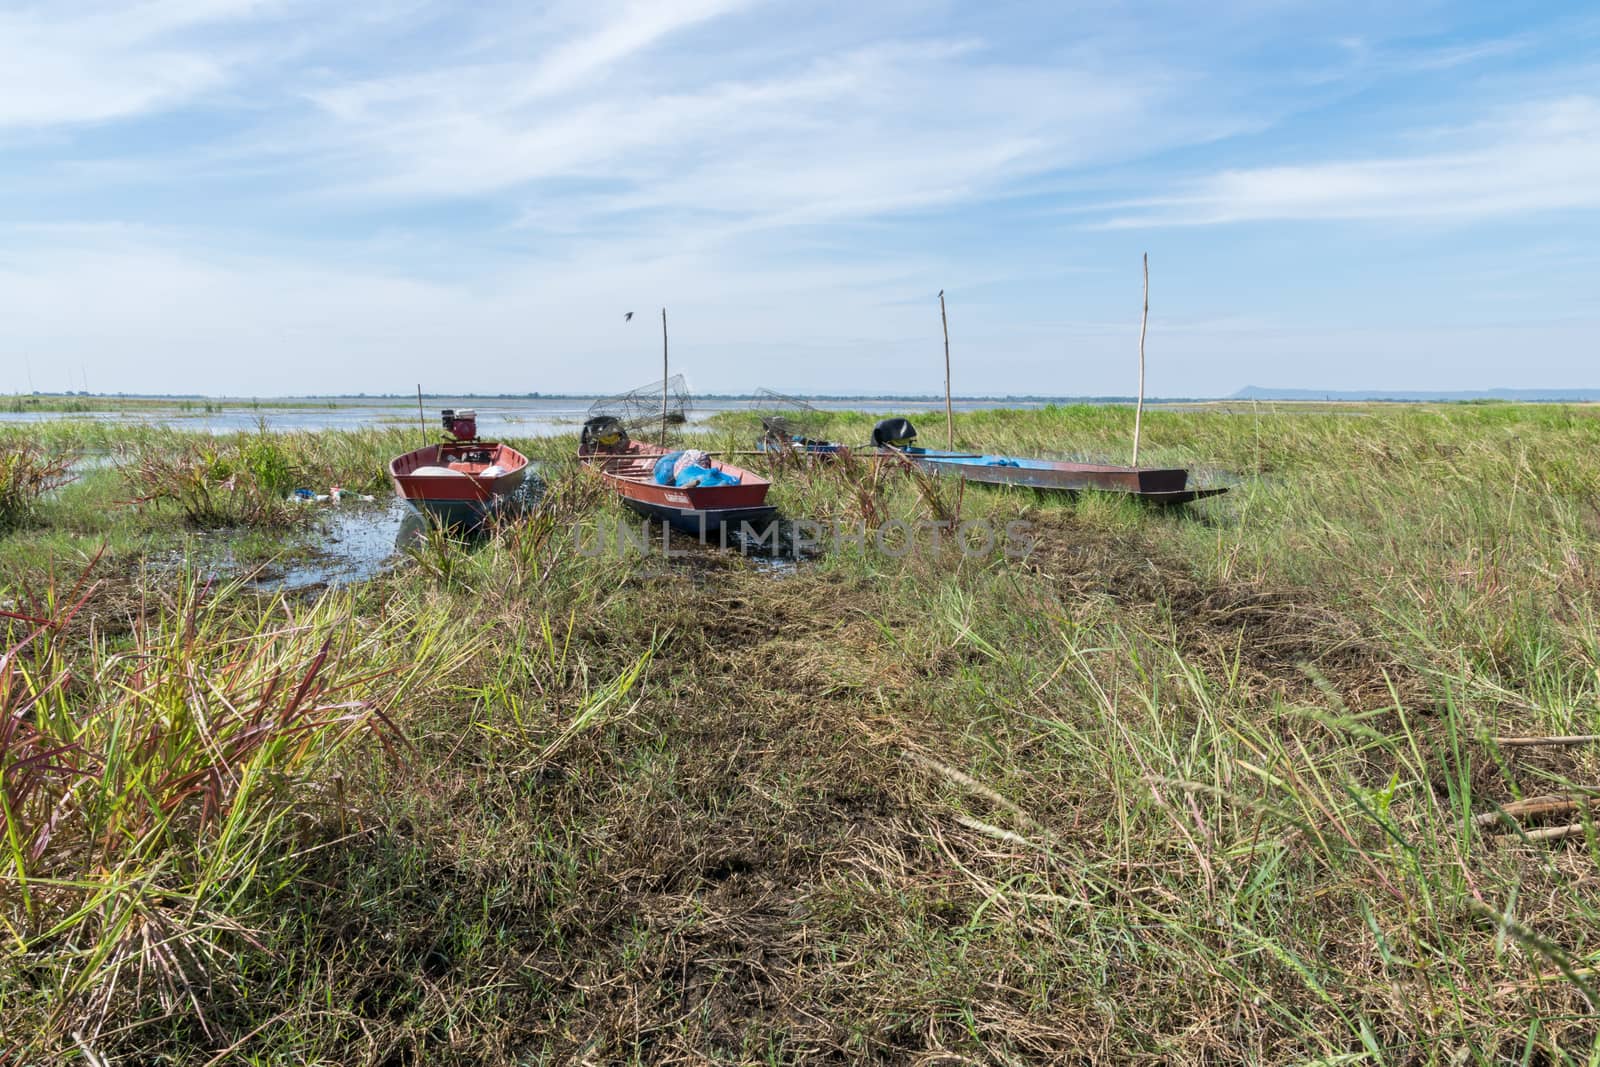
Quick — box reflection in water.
[397,509,428,551]
[255,502,412,592]
[259,470,545,592]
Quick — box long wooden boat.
[389,409,530,526]
[580,417,775,538]
[755,434,847,459]
[869,418,1226,505]
[890,448,1225,504]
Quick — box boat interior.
[394,442,521,478]
[588,452,661,482]
[584,444,767,487]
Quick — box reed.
[0,442,75,530]
[0,559,459,1040]
[114,428,407,528]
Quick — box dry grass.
[5,404,1600,1063]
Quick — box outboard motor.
[441,408,478,441]
[871,417,918,449]
[581,415,629,451]
[759,414,796,449]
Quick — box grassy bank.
[4,404,1600,1063]
[2,395,347,415]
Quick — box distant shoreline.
[7,390,1600,405]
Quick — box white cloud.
[0,0,284,127]
[1101,96,1600,226]
[298,32,1204,237]
[0,223,972,395]
[509,0,757,102]
[5,221,1596,397]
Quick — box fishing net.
[587,374,692,439]
[748,388,828,449]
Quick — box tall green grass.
[0,563,465,1039]
[115,427,416,527]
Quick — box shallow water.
[258,468,548,591]
[1,396,1067,436]
[65,453,118,473]
[254,501,425,592]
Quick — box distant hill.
[1231,386,1600,403]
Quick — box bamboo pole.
[416,384,427,448]
[1473,794,1599,828]
[1132,253,1148,466]
[1494,734,1600,748]
[939,289,953,450]
[1497,822,1590,844]
[660,307,669,447]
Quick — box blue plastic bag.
[652,451,741,488]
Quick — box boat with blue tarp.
[579,416,777,538]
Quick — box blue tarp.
[653,451,741,488]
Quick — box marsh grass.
[0,442,75,531]
[5,406,1600,1062]
[0,561,458,1040]
[116,428,412,529]
[0,395,354,415]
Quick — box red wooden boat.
[389,409,530,526]
[579,416,775,538]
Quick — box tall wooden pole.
[939,289,953,450]
[416,383,427,448]
[1132,254,1148,466]
[660,307,669,447]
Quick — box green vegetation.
[1,394,347,414]
[3,404,1600,1063]
[116,427,405,528]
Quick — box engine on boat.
[441,408,478,441]
[871,417,918,448]
[582,415,629,450]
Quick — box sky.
[1,1,1597,397]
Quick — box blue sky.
[1,1,1597,397]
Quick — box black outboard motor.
[871,417,918,449]
[581,415,629,450]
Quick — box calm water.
[0,396,1069,436]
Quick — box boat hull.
[399,495,519,526]
[895,449,1225,502]
[756,438,846,460]
[618,496,778,537]
[388,441,530,528]
[581,442,775,541]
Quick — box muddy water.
[254,502,427,592]
[259,470,547,591]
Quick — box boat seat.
[411,465,469,477]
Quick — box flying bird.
[623,311,634,322]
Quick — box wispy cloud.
[1100,96,1600,227]
[0,0,286,127]
[295,28,1205,233]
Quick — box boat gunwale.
[389,441,531,504]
